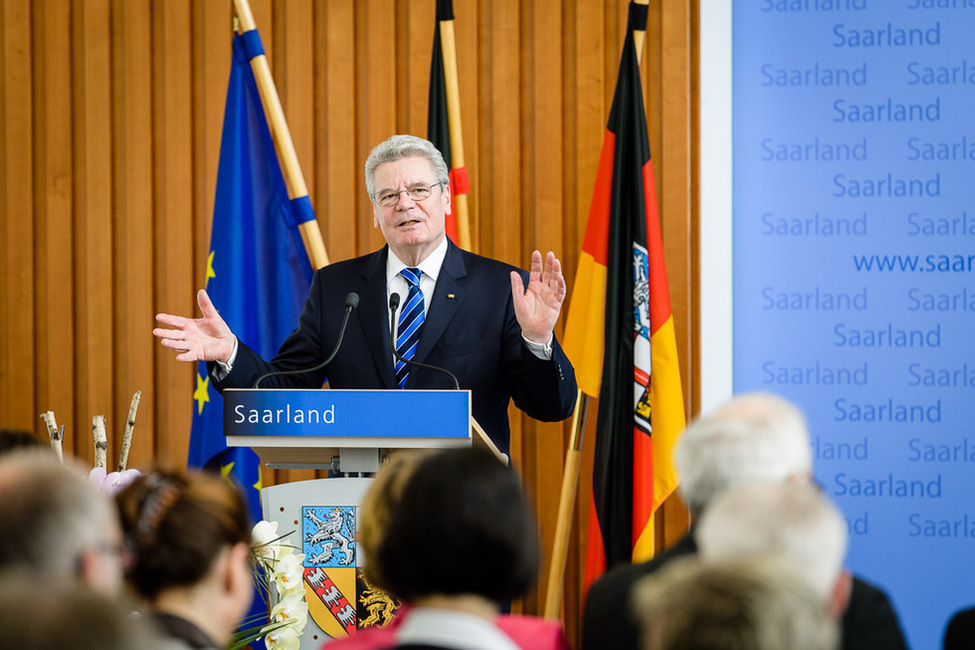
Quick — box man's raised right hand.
[153,289,236,364]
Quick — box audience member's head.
[0,428,46,455]
[675,392,811,515]
[944,606,975,650]
[0,571,159,650]
[370,447,539,607]
[115,468,253,645]
[0,451,124,594]
[633,555,839,650]
[697,482,851,616]
[358,451,429,587]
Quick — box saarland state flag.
[562,1,686,592]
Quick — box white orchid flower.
[273,553,305,593]
[271,590,309,630]
[264,624,300,650]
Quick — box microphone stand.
[252,292,359,389]
[388,292,460,390]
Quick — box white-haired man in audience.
[697,482,852,617]
[582,392,906,650]
[0,451,126,595]
[634,554,839,650]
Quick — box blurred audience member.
[357,452,431,592]
[0,571,159,650]
[582,392,907,650]
[944,606,975,650]
[633,555,839,650]
[116,469,253,650]
[0,451,125,594]
[326,447,568,650]
[697,482,851,617]
[0,428,46,455]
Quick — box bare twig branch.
[118,391,141,471]
[40,411,63,463]
[92,415,108,469]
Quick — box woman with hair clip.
[115,469,254,650]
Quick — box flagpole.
[232,0,329,269]
[633,0,649,64]
[438,7,473,252]
[543,0,651,620]
[543,388,587,618]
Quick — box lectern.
[223,388,499,647]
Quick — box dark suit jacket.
[211,242,577,452]
[581,532,909,650]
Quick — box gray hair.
[675,392,811,514]
[0,451,116,582]
[364,135,450,199]
[634,555,839,650]
[697,482,849,601]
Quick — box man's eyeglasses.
[374,182,445,208]
[76,540,133,575]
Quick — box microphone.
[252,292,360,389]
[388,292,460,390]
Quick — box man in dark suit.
[582,393,907,650]
[154,135,577,452]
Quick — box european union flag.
[188,32,314,521]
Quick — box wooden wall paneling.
[249,0,272,60]
[279,0,314,187]
[0,1,36,433]
[475,2,525,475]
[112,0,157,469]
[191,0,231,291]
[191,1,230,261]
[354,0,397,254]
[475,2,520,263]
[499,2,529,536]
[453,0,479,247]
[689,0,700,418]
[151,0,195,467]
[656,0,693,549]
[187,2,230,472]
[564,1,606,280]
[315,1,357,263]
[603,0,626,112]
[272,0,318,487]
[397,0,432,136]
[513,0,564,273]
[519,0,567,617]
[72,0,115,463]
[33,0,76,453]
[659,0,694,409]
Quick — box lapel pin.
[447,293,456,299]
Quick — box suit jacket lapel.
[415,241,467,365]
[357,247,398,388]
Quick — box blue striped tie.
[395,268,424,389]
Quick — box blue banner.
[732,5,975,649]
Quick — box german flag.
[427,0,471,248]
[563,1,685,590]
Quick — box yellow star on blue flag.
[194,374,210,415]
[205,250,217,289]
